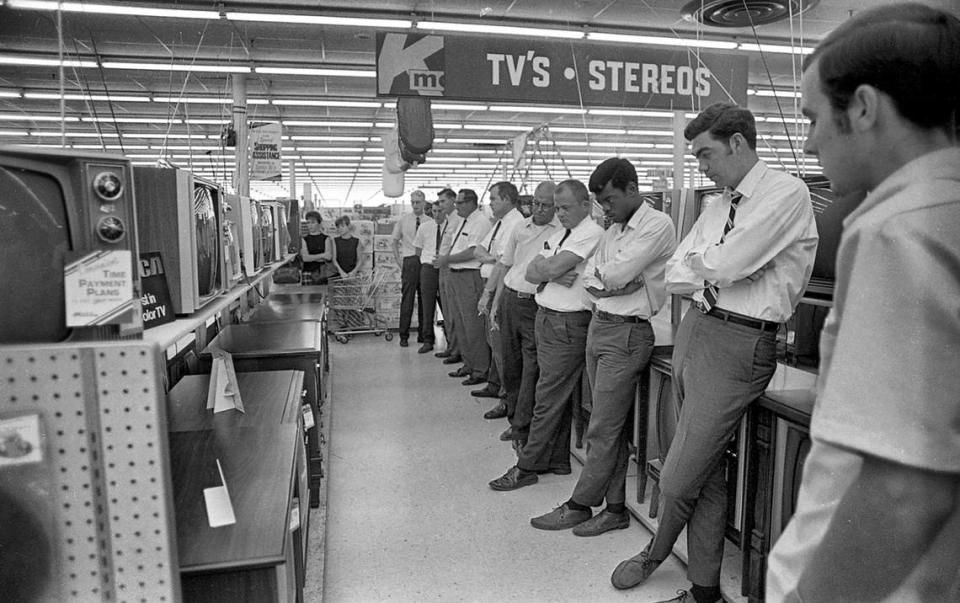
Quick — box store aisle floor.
[308,335,689,602]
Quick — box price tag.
[302,404,315,430]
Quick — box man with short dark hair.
[413,200,444,353]
[767,5,960,602]
[610,103,818,603]
[392,190,431,348]
[433,189,462,362]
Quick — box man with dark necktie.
[413,200,445,354]
[609,103,818,603]
[392,190,431,348]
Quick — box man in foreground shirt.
[433,189,462,363]
[767,5,960,602]
[392,190,431,348]
[413,201,445,354]
[610,103,817,603]
[489,179,603,490]
[530,158,676,535]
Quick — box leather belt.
[450,268,479,273]
[506,287,536,300]
[538,306,591,317]
[694,300,780,333]
[593,310,648,324]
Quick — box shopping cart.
[327,271,393,343]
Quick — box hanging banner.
[249,122,282,181]
[376,33,748,110]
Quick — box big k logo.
[376,33,445,96]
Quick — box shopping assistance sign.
[249,121,282,181]
[376,33,748,110]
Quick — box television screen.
[192,181,221,298]
[803,176,864,297]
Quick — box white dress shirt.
[392,212,432,258]
[449,209,492,270]
[502,216,563,294]
[478,207,525,279]
[535,217,604,312]
[582,203,677,318]
[414,219,444,265]
[438,212,462,256]
[666,160,818,322]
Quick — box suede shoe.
[499,426,513,441]
[530,503,592,531]
[611,549,662,590]
[461,375,485,386]
[572,509,630,537]
[472,387,500,399]
[489,466,538,491]
[448,367,470,378]
[483,402,508,419]
[442,355,463,365]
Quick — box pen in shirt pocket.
[543,241,551,250]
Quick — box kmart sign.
[376,33,748,110]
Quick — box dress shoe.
[417,343,434,354]
[473,388,500,399]
[499,426,513,441]
[399,339,409,348]
[442,355,463,365]
[435,350,452,358]
[611,548,662,590]
[653,590,690,603]
[572,508,630,537]
[488,466,538,491]
[530,503,592,531]
[461,375,485,386]
[448,367,470,378]
[483,402,508,419]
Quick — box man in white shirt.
[530,159,676,535]
[610,103,817,603]
[473,182,525,405]
[767,6,960,602]
[433,189,462,364]
[484,181,560,444]
[436,189,492,386]
[413,200,444,354]
[489,179,603,491]
[391,190,432,348]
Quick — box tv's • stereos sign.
[376,33,748,110]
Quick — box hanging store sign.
[376,33,748,110]
[249,121,282,181]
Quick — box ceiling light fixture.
[738,43,814,55]
[416,20,584,40]
[7,0,220,19]
[272,99,381,108]
[432,103,489,111]
[0,55,97,68]
[0,114,80,122]
[25,92,151,102]
[488,106,586,115]
[587,32,737,50]
[103,61,251,73]
[225,12,411,29]
[255,66,375,78]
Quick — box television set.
[223,193,261,279]
[219,194,242,288]
[134,167,225,315]
[259,200,290,265]
[248,198,266,273]
[801,176,863,301]
[769,417,812,544]
[257,200,278,265]
[0,146,142,344]
[278,198,302,254]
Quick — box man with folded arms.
[489,179,603,490]
[609,103,817,603]
[474,182,525,406]
[483,181,560,441]
[530,158,676,535]
[436,189,492,387]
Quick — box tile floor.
[304,334,695,602]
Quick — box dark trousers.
[418,264,439,344]
[399,255,423,341]
[649,308,777,586]
[572,317,655,507]
[438,268,459,356]
[517,308,591,472]
[500,292,539,440]
[447,269,490,377]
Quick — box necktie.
[537,229,572,292]
[435,221,442,252]
[701,192,743,312]
[415,215,421,233]
[487,220,502,252]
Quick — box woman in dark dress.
[300,210,334,283]
[331,216,363,279]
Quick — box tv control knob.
[93,171,123,201]
[97,216,126,243]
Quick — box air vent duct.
[681,0,819,28]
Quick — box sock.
[690,583,722,603]
[564,499,590,512]
[605,502,625,514]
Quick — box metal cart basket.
[327,272,392,343]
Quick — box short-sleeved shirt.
[449,209,492,270]
[502,216,563,294]
[414,219,443,265]
[437,212,462,256]
[766,147,960,602]
[534,217,604,312]
[392,212,432,258]
[582,203,677,318]
[478,208,524,279]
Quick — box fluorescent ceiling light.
[152,96,231,104]
[432,103,488,111]
[183,119,229,125]
[588,108,676,118]
[416,20,583,40]
[463,124,530,131]
[102,61,250,73]
[285,121,374,128]
[8,1,220,19]
[123,133,210,139]
[226,12,411,29]
[83,116,182,124]
[549,127,627,135]
[489,106,586,115]
[444,138,507,145]
[293,136,370,142]
[751,89,802,99]
[739,43,814,55]
[255,66,374,78]
[625,130,675,136]
[432,123,463,129]
[587,32,736,50]
[375,122,394,128]
[294,147,382,153]
[24,92,150,102]
[273,99,381,108]
[248,99,270,105]
[588,141,655,148]
[30,131,118,137]
[0,129,28,136]
[0,55,97,68]
[0,90,22,98]
[0,114,80,122]
[431,148,498,154]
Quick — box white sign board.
[249,121,283,181]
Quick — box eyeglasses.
[453,200,469,205]
[531,200,554,209]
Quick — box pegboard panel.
[0,342,179,603]
[93,344,179,603]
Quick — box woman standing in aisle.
[301,210,335,284]
[332,215,363,279]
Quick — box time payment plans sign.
[376,33,748,110]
